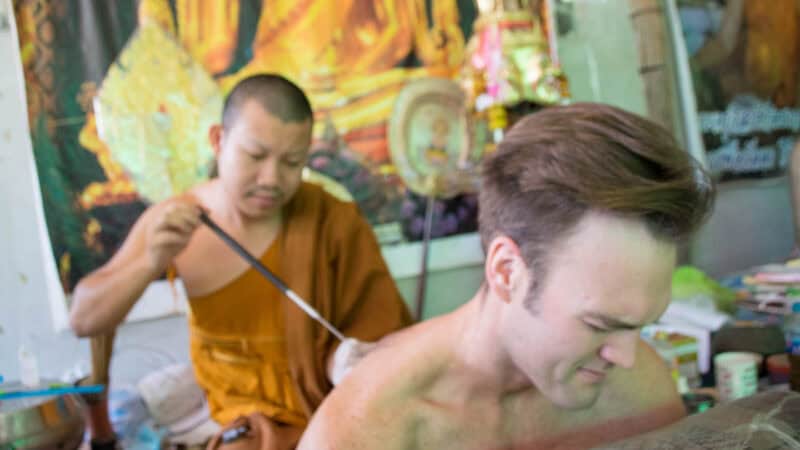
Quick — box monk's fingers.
[150,228,193,250]
[159,205,202,234]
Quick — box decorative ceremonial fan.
[94,23,223,204]
[389,78,486,199]
[388,78,487,319]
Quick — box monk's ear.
[484,235,527,303]
[209,124,223,157]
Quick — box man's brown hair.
[479,102,714,298]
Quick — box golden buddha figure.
[135,0,467,162]
[75,1,469,214]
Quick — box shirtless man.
[298,102,715,450]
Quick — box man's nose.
[599,330,639,369]
[257,158,280,184]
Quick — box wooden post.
[81,331,117,444]
[629,0,678,135]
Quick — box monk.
[691,0,799,108]
[70,74,412,449]
[298,103,716,450]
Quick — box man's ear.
[484,235,527,303]
[208,124,223,157]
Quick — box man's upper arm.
[297,408,335,450]
[301,413,372,450]
[69,205,159,336]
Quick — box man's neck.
[435,294,537,405]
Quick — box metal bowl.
[0,382,87,450]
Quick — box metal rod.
[199,212,346,341]
[414,195,436,321]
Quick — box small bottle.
[18,346,40,388]
[784,303,800,354]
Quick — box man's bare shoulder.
[140,182,213,221]
[186,179,217,206]
[128,185,209,243]
[598,339,685,427]
[300,317,455,450]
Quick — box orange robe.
[743,0,799,107]
[188,183,413,439]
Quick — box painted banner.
[14,0,485,293]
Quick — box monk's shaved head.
[222,74,312,129]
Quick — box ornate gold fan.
[94,23,223,203]
[388,77,486,199]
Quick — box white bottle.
[18,346,40,387]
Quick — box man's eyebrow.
[583,312,643,330]
[241,138,271,153]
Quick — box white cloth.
[327,338,377,386]
[137,363,220,445]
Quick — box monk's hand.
[327,338,378,386]
[145,196,203,276]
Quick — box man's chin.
[241,204,281,220]
[549,385,602,411]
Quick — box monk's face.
[497,212,675,410]
[213,100,312,219]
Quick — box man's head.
[478,103,714,409]
[209,74,313,219]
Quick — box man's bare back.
[299,301,685,450]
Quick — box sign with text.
[678,0,800,180]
